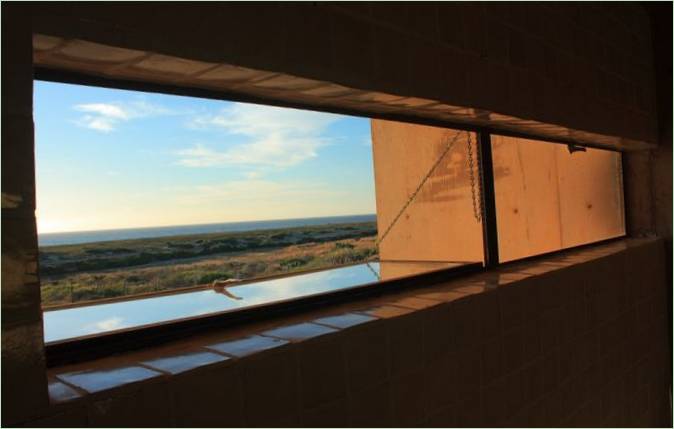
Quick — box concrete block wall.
[2,3,670,426]
[26,2,658,146]
[1,7,49,425]
[14,238,672,427]
[25,3,667,236]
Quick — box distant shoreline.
[39,214,377,247]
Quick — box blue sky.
[34,81,375,233]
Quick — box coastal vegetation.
[40,222,378,306]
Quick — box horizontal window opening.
[35,80,484,352]
[34,75,627,363]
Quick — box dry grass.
[41,235,377,306]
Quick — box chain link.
[375,130,463,250]
[466,132,483,223]
[364,260,381,281]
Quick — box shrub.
[280,256,314,270]
[198,271,232,284]
[326,247,376,265]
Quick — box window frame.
[34,67,627,367]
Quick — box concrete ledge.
[15,238,669,427]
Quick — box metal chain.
[375,129,463,250]
[466,132,483,223]
[364,260,381,281]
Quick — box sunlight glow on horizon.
[36,211,378,235]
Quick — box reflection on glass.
[492,135,625,262]
[43,260,463,343]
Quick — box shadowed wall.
[2,2,671,426]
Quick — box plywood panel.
[378,261,463,281]
[493,135,625,262]
[492,136,563,261]
[555,145,625,247]
[371,119,483,263]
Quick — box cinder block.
[459,4,487,56]
[18,406,88,428]
[347,381,393,427]
[343,321,390,392]
[422,303,453,364]
[296,335,347,410]
[2,114,36,211]
[371,27,410,95]
[482,376,510,426]
[1,322,49,425]
[286,4,333,79]
[1,8,32,116]
[407,3,439,40]
[437,49,472,107]
[241,347,301,426]
[530,351,562,400]
[480,335,504,386]
[88,382,173,427]
[453,390,483,427]
[171,364,244,427]
[2,216,42,327]
[484,19,510,64]
[301,397,348,428]
[407,40,443,101]
[391,369,427,426]
[424,353,453,414]
[370,3,409,30]
[388,311,425,377]
[449,345,481,403]
[497,279,541,332]
[330,13,374,90]
[437,4,464,48]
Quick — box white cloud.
[179,103,342,168]
[177,135,324,168]
[243,170,263,179]
[78,115,116,132]
[76,103,129,120]
[74,100,173,132]
[93,317,125,331]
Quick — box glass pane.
[492,135,625,262]
[35,81,481,343]
[35,81,381,308]
[44,260,465,342]
[371,120,484,264]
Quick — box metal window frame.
[33,67,627,367]
[477,132,500,268]
[45,262,482,367]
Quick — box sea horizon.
[38,214,378,247]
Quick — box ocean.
[38,214,378,247]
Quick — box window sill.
[41,237,658,418]
[44,260,481,366]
